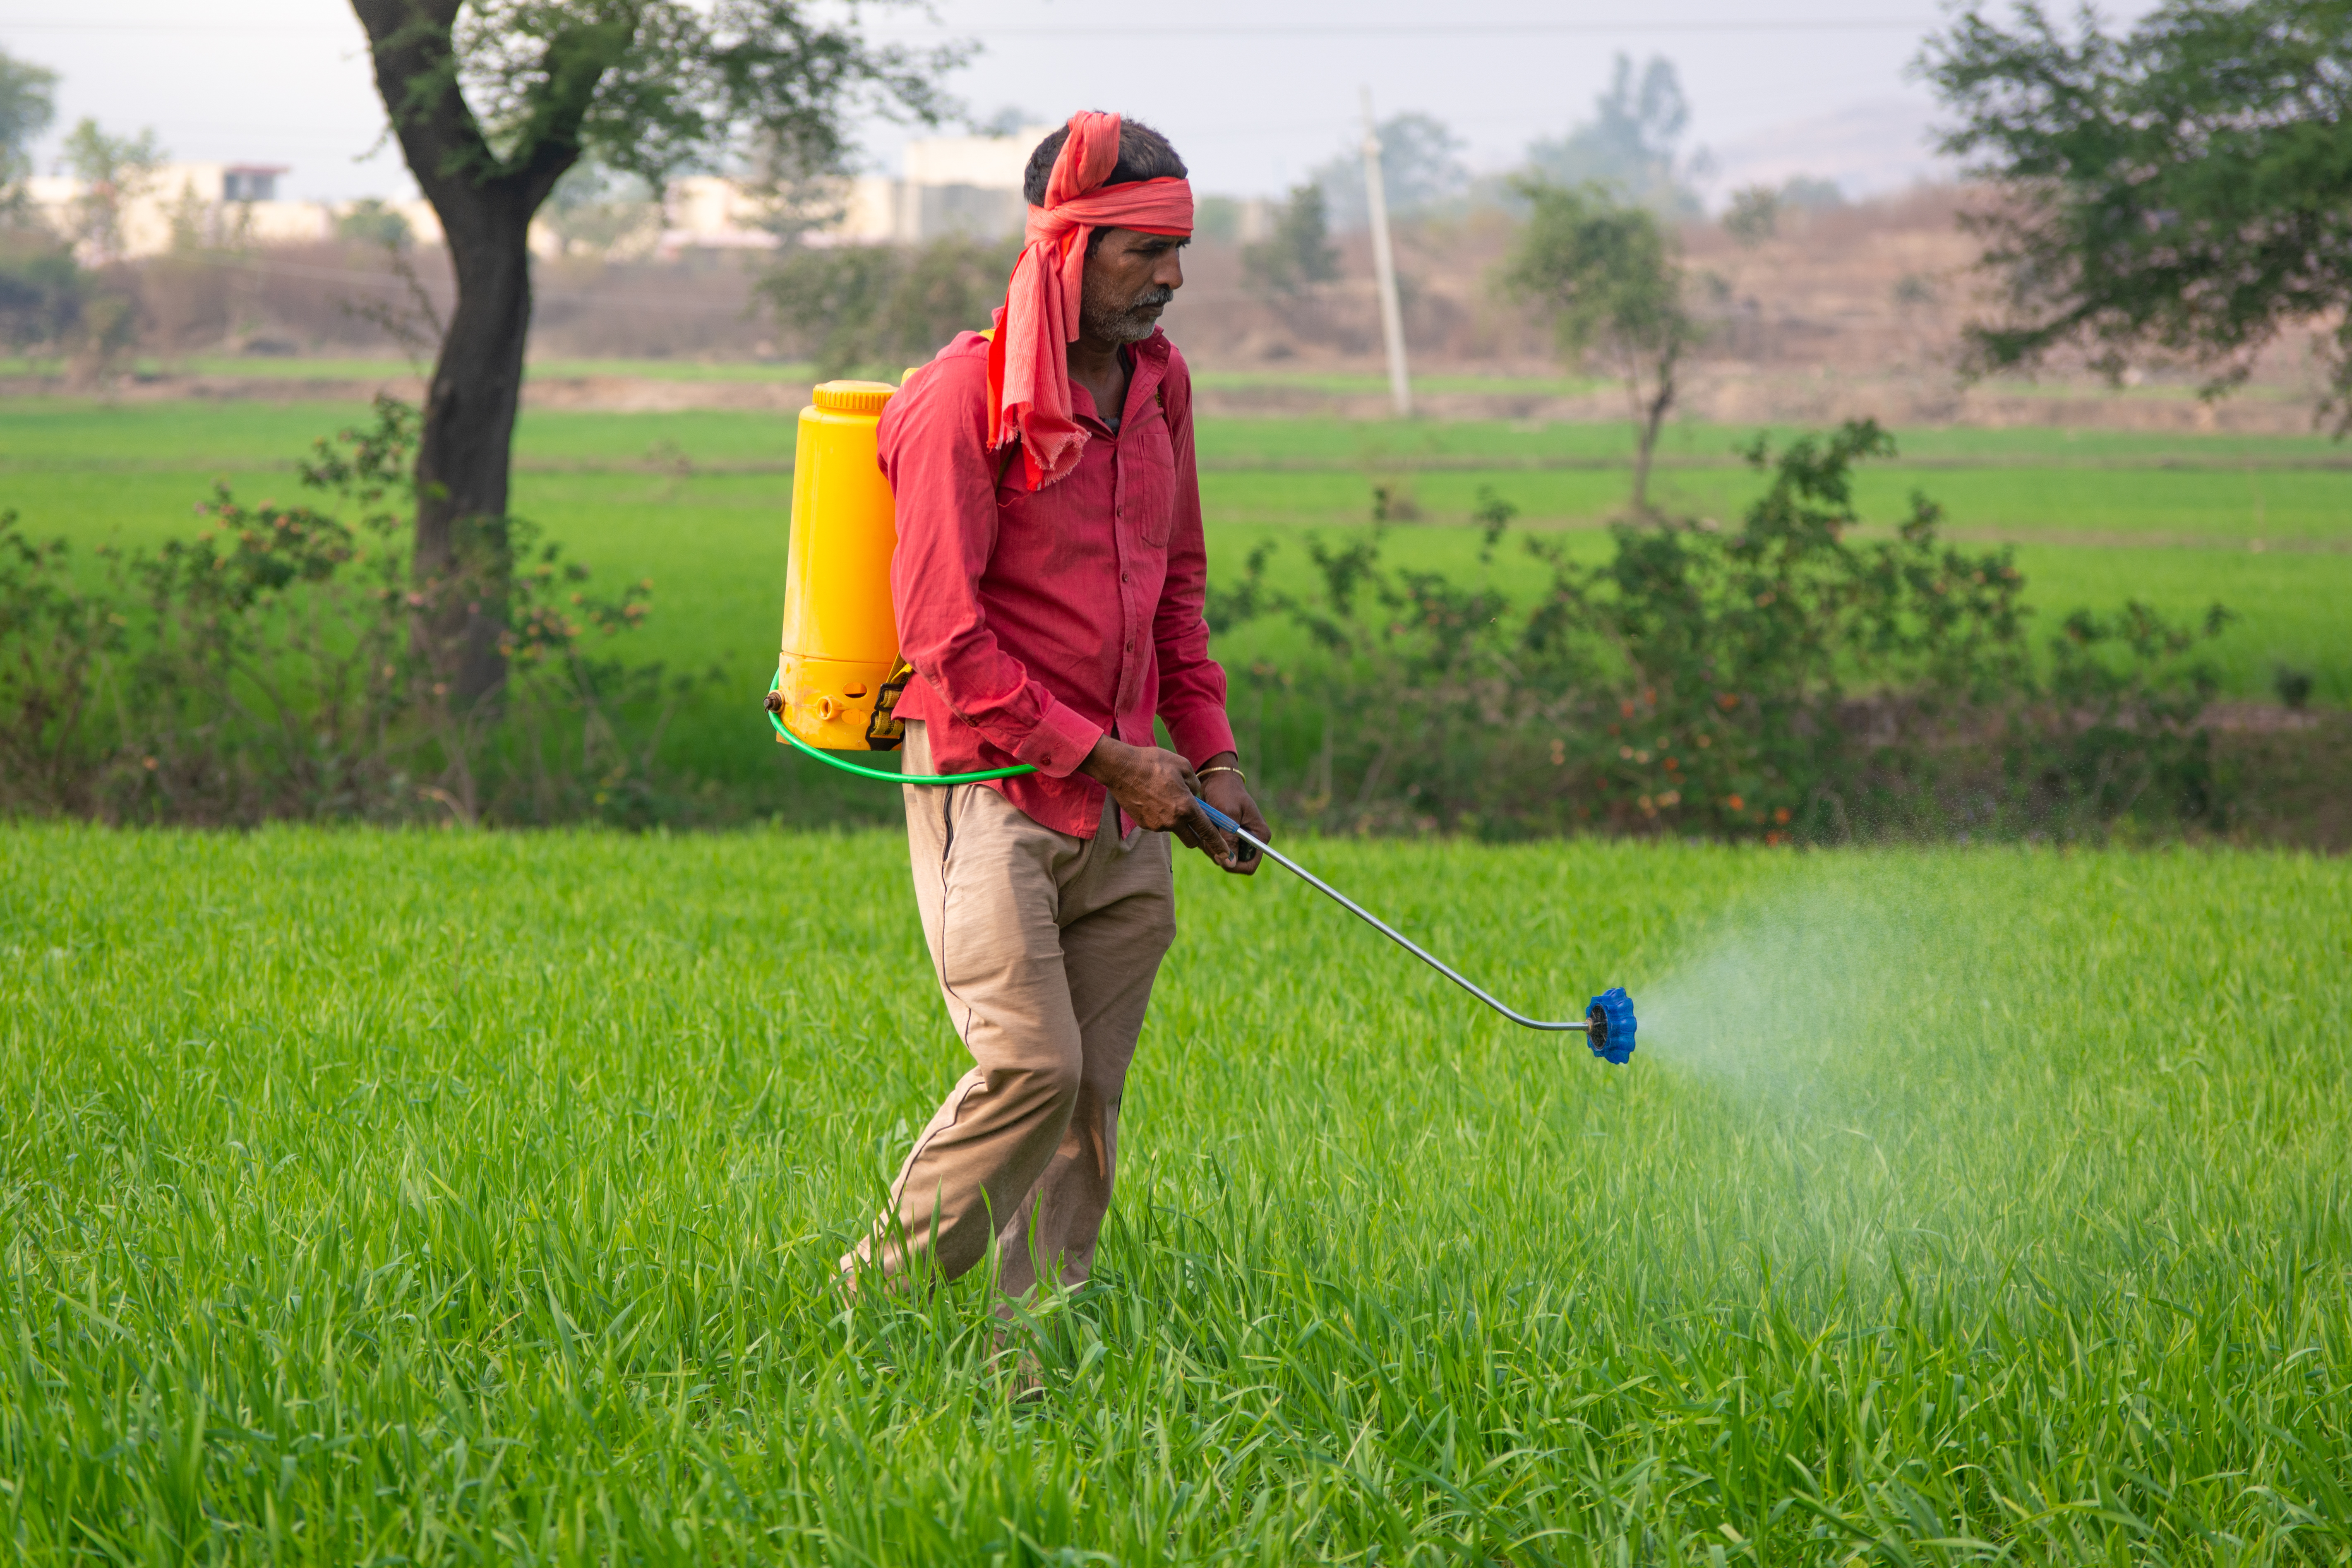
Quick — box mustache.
[1122,286,1175,313]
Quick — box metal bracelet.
[1198,764,1247,782]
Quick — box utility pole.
[1360,87,1412,419]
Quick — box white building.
[659,127,1054,252]
[660,175,785,252]
[24,163,345,260]
[847,126,1052,246]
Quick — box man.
[846,111,1271,1299]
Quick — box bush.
[1212,420,2228,842]
[0,223,144,384]
[759,234,1018,379]
[0,396,704,826]
[1242,184,1339,300]
[334,197,414,250]
[0,230,82,352]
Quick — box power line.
[0,22,360,37]
[6,16,1940,36]
[917,18,1942,35]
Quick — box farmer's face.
[1079,228,1188,344]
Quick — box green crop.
[4,824,2347,1563]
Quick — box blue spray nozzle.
[1586,986,1637,1064]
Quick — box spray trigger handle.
[1190,795,1258,865]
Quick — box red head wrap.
[986,111,1193,490]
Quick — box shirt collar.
[1071,335,1169,433]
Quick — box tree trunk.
[350,0,581,711]
[417,194,538,707]
[1629,342,1680,517]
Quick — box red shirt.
[879,324,1236,838]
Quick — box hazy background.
[1,0,2168,207]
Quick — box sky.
[2,1,2167,208]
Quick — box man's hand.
[1079,735,1204,835]
[1080,737,1265,871]
[1194,751,1270,875]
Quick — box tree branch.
[504,11,641,206]
[350,0,496,212]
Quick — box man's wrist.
[1078,734,1135,785]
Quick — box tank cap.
[812,379,896,415]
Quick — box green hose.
[766,670,1038,784]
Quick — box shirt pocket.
[1124,413,1178,549]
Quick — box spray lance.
[763,378,1639,1064]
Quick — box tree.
[760,233,1016,379]
[1502,180,1698,514]
[540,161,661,256]
[1243,183,1340,299]
[1723,177,1845,247]
[349,0,959,707]
[1923,0,2352,431]
[0,48,58,207]
[972,104,1036,138]
[1311,111,1470,230]
[1723,185,1780,247]
[0,238,80,355]
[58,120,165,264]
[1527,54,1705,217]
[1779,175,1845,212]
[336,197,416,250]
[4,65,112,371]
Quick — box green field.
[4,397,2347,807]
[3,825,2347,1562]
[7,387,2350,1557]
[0,355,833,386]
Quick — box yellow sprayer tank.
[775,379,900,749]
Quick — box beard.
[1080,279,1174,345]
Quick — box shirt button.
[1121,572,1130,582]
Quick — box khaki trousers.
[847,720,1176,1295]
